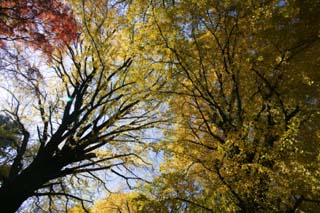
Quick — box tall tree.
[119,0,320,212]
[0,0,164,212]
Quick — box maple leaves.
[0,0,78,53]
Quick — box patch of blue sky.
[228,10,238,17]
[278,0,287,7]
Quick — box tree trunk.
[0,181,32,213]
[0,158,63,212]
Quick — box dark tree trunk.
[0,181,32,213]
[0,158,63,213]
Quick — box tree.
[0,0,77,53]
[69,190,170,213]
[0,0,78,107]
[87,192,138,213]
[118,0,320,212]
[0,0,164,212]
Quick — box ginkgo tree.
[0,0,165,212]
[101,0,320,212]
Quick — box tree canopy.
[0,0,77,52]
[0,0,319,212]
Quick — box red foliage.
[0,0,78,54]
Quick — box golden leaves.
[62,0,320,211]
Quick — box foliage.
[1,0,320,212]
[109,0,320,212]
[0,0,78,53]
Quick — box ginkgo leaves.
[114,0,320,212]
